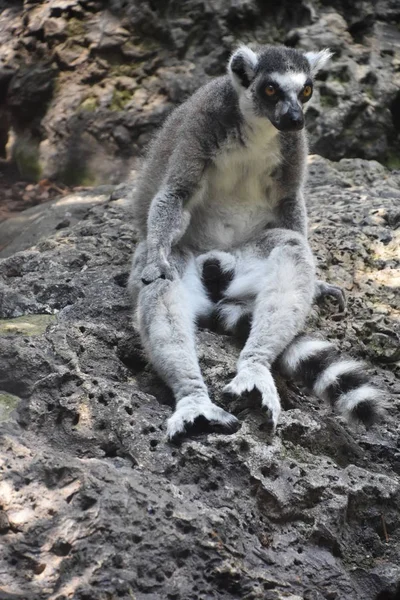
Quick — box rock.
[0,314,56,335]
[55,41,89,69]
[0,187,111,258]
[0,66,15,101]
[43,16,68,39]
[0,1,399,183]
[0,510,10,533]
[0,156,399,599]
[0,391,20,423]
[7,64,56,123]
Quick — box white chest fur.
[208,121,280,198]
[191,120,281,249]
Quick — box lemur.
[127,45,384,441]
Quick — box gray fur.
[127,45,381,440]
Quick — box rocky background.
[0,0,400,186]
[0,1,400,600]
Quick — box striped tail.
[279,335,385,426]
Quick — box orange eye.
[265,85,276,97]
[303,85,312,98]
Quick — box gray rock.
[0,156,399,599]
[0,187,112,258]
[0,1,399,183]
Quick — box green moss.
[331,69,350,84]
[130,38,159,52]
[110,87,132,111]
[364,86,374,99]
[383,151,400,170]
[110,64,137,77]
[62,165,97,186]
[319,94,337,108]
[53,73,62,94]
[77,171,97,186]
[0,392,21,422]
[67,17,86,37]
[0,314,56,336]
[13,143,42,182]
[80,96,99,111]
[284,442,313,464]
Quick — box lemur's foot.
[201,256,235,303]
[167,396,240,442]
[224,363,281,429]
[315,280,346,312]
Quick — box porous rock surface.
[0,0,400,184]
[0,156,399,599]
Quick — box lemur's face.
[229,45,332,133]
[252,69,312,132]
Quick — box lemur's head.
[228,45,332,132]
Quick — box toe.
[166,412,187,442]
[328,286,346,312]
[220,414,241,434]
[191,413,241,436]
[223,382,236,398]
[166,402,240,442]
[261,403,280,429]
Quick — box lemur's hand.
[141,254,174,285]
[315,280,347,313]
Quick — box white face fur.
[229,46,332,131]
[268,71,307,93]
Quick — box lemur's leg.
[223,230,315,428]
[198,251,346,315]
[131,246,240,441]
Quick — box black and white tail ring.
[279,335,385,425]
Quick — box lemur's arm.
[275,193,307,236]
[141,188,191,284]
[141,142,206,285]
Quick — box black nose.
[278,108,304,131]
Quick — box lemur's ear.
[228,45,258,89]
[304,49,333,76]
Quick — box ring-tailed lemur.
[127,45,384,440]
